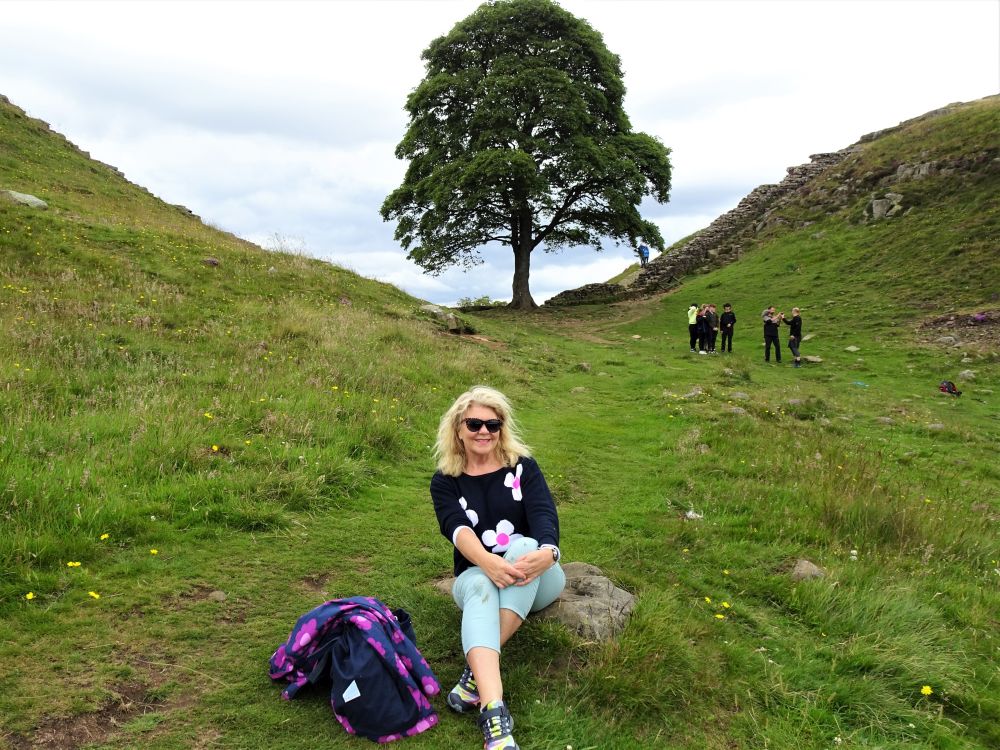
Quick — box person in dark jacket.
[763,306,782,363]
[719,303,736,353]
[696,305,710,354]
[706,304,720,354]
[431,386,565,750]
[783,307,803,367]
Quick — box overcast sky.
[2,1,997,304]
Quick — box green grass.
[1,95,999,749]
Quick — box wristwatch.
[541,544,561,563]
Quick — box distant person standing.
[763,306,783,363]
[687,303,699,352]
[697,305,710,355]
[719,303,736,353]
[637,244,649,267]
[783,307,803,367]
[706,304,719,354]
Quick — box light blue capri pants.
[452,537,566,654]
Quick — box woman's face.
[459,404,501,461]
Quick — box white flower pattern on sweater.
[481,519,522,553]
[504,463,523,501]
[458,496,478,527]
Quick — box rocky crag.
[546,97,999,305]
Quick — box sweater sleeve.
[518,458,559,548]
[430,472,471,546]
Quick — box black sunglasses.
[463,418,503,433]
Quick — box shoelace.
[482,710,511,738]
[460,666,477,692]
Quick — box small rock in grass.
[958,369,975,381]
[845,345,860,352]
[208,590,228,602]
[791,560,825,581]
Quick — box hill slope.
[1,94,998,750]
[553,95,1000,319]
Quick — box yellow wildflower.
[722,602,731,609]
[67,561,81,567]
[212,445,219,452]
[714,614,726,620]
[204,412,214,419]
[150,549,158,555]
[100,533,110,540]
[704,597,712,603]
[921,685,933,696]
[25,592,35,600]
[88,591,101,599]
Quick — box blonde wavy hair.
[434,386,532,476]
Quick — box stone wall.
[545,282,625,307]
[626,148,856,297]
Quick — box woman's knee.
[452,567,498,609]
[504,536,538,562]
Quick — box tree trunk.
[509,209,537,309]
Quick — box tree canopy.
[381,0,672,309]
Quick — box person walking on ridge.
[637,244,649,267]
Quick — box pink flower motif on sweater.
[504,463,524,501]
[481,519,523,553]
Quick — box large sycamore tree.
[381,0,671,309]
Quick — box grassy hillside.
[2,94,998,750]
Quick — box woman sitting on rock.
[431,385,565,750]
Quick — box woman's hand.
[482,555,527,589]
[512,550,553,586]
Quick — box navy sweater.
[431,457,559,576]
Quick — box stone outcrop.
[420,303,462,332]
[791,559,825,581]
[533,562,635,641]
[548,95,999,303]
[433,561,635,642]
[545,282,625,307]
[1,189,48,209]
[627,149,855,297]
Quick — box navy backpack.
[269,596,440,743]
